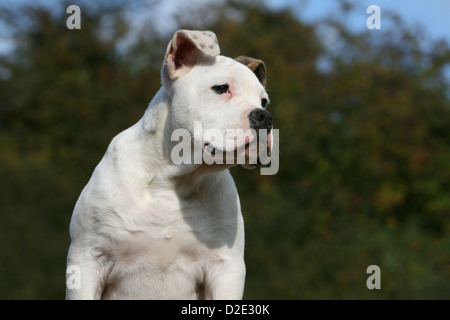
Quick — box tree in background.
[0,0,449,299]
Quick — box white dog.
[66,30,273,299]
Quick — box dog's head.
[162,30,272,169]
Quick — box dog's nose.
[249,108,272,132]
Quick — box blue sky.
[1,0,450,53]
[267,0,450,44]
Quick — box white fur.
[66,30,269,300]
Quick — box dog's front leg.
[205,259,246,300]
[65,244,107,300]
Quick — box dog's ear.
[164,30,220,80]
[235,56,267,87]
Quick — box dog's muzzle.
[248,108,273,165]
[249,108,272,133]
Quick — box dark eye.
[261,98,268,108]
[211,84,229,95]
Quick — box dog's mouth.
[203,142,251,156]
[202,135,271,167]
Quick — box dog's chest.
[107,191,229,270]
[100,190,237,299]
[132,191,210,238]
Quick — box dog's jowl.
[66,30,273,300]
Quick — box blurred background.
[0,0,449,299]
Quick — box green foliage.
[0,0,449,299]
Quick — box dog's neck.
[134,87,232,196]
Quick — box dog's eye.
[211,84,229,95]
[261,98,268,108]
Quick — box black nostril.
[249,109,261,121]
